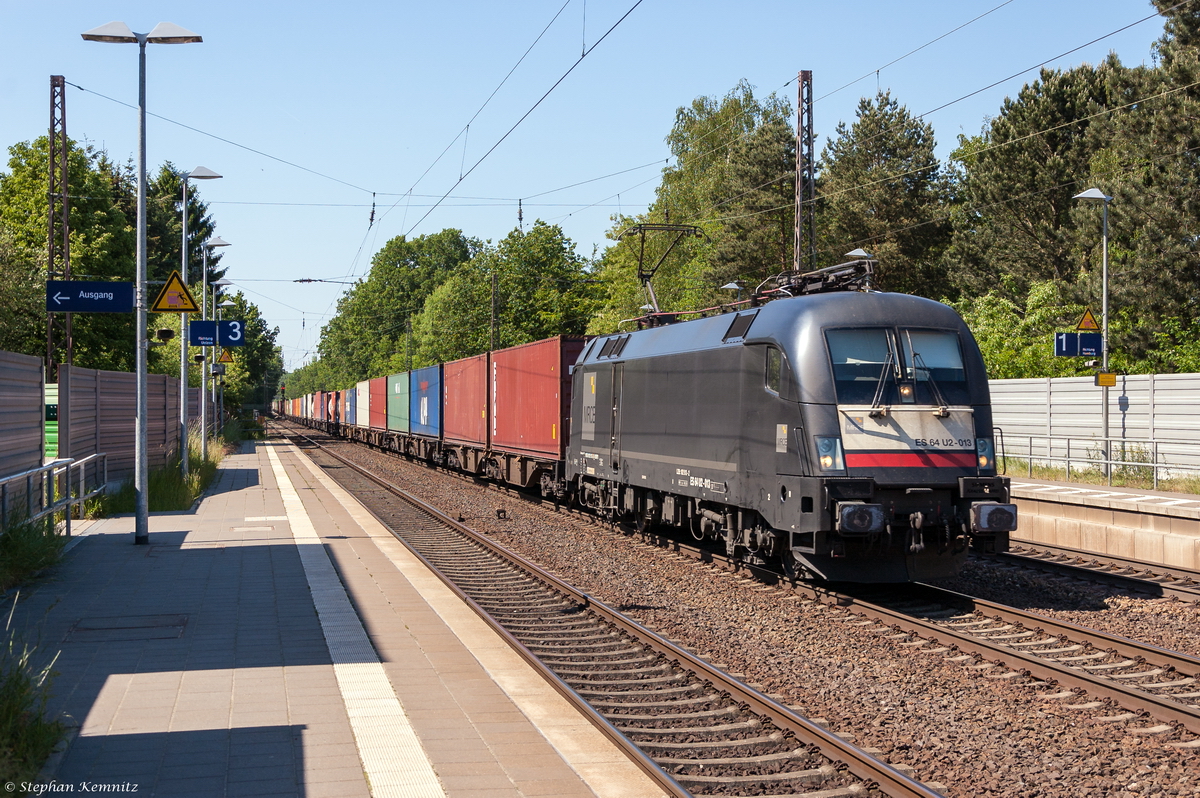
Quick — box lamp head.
[81,21,138,43]
[1073,188,1112,202]
[205,236,231,249]
[187,166,222,180]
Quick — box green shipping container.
[45,383,59,460]
[386,373,410,433]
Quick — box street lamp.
[199,239,229,460]
[179,166,221,479]
[1073,187,1113,476]
[721,281,745,302]
[82,20,202,545]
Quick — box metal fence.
[60,365,182,483]
[0,351,45,485]
[990,374,1200,484]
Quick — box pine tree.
[817,91,951,297]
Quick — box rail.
[0,453,109,536]
[997,432,1199,488]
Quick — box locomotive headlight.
[815,436,845,471]
[898,383,915,403]
[976,438,995,471]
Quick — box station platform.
[10,439,667,798]
[1007,476,1200,570]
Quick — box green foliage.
[818,91,951,297]
[411,221,597,365]
[0,518,65,594]
[589,81,790,332]
[0,138,137,370]
[101,426,226,514]
[0,595,64,786]
[310,229,476,386]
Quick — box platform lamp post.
[199,239,229,461]
[179,167,221,479]
[1073,188,1113,478]
[82,21,202,545]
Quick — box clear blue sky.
[0,1,1167,370]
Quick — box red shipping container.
[369,377,387,430]
[443,353,489,446]
[491,336,587,459]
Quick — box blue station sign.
[218,320,245,347]
[46,280,134,313]
[189,320,217,347]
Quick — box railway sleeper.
[660,748,813,768]
[515,630,621,643]
[554,664,672,678]
[565,672,687,688]
[540,654,659,668]
[638,732,784,751]
[577,683,706,699]
[606,705,740,723]
[614,718,759,734]
[674,764,836,786]
[532,646,644,660]
[589,694,726,710]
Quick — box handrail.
[999,433,1196,488]
[0,454,109,535]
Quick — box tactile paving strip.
[265,443,445,798]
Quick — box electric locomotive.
[566,262,1015,582]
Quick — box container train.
[278,264,1016,582]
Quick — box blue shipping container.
[410,365,442,438]
[346,387,357,427]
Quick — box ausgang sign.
[46,280,135,313]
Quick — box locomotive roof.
[578,292,990,406]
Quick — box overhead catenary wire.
[400,0,646,238]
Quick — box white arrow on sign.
[53,292,67,305]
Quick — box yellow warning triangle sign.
[150,270,200,313]
[1076,309,1100,331]
[217,348,234,364]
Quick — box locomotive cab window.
[765,347,783,394]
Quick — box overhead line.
[402,0,646,237]
[65,80,375,194]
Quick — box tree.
[212,292,282,409]
[0,137,137,370]
[710,119,796,286]
[946,63,1120,302]
[589,81,791,332]
[145,163,222,287]
[817,91,951,297]
[411,222,596,365]
[315,229,475,385]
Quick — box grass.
[92,421,242,516]
[999,456,1200,494]
[0,516,66,595]
[0,595,64,786]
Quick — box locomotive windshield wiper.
[868,350,894,418]
[911,352,951,417]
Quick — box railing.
[998,433,1197,488]
[0,453,109,536]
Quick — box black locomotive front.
[566,290,1015,583]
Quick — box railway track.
[991,542,1200,602]
[274,423,942,798]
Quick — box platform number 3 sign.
[218,320,245,346]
